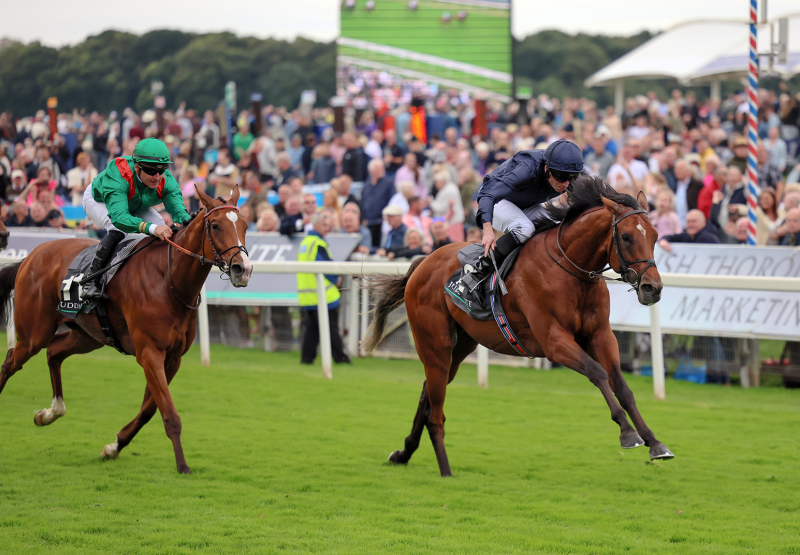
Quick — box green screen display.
[338,0,511,101]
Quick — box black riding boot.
[81,230,125,301]
[458,233,521,304]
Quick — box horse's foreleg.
[134,346,190,474]
[36,329,102,426]
[586,328,674,460]
[547,328,638,441]
[102,357,181,460]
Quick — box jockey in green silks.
[81,137,191,300]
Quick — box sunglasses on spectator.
[137,164,165,176]
[549,169,579,183]
[432,217,446,223]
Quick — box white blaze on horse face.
[224,211,253,281]
[637,223,646,240]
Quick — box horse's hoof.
[649,444,675,460]
[178,466,193,475]
[620,432,645,449]
[33,410,46,427]
[101,442,120,460]
[388,450,407,465]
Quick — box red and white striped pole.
[746,0,759,245]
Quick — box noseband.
[545,207,657,292]
[165,205,250,309]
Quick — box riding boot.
[81,230,125,301]
[458,233,521,306]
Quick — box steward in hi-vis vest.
[81,137,191,301]
[295,209,350,365]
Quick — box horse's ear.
[601,196,621,214]
[636,190,649,211]
[195,183,214,210]
[228,185,240,206]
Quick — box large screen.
[338,0,512,102]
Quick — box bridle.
[164,205,249,310]
[544,207,657,292]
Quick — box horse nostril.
[231,264,244,276]
[640,284,655,295]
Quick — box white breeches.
[491,200,552,243]
[83,184,164,234]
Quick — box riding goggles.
[550,169,579,183]
[137,163,166,176]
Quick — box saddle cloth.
[443,242,522,320]
[57,236,147,319]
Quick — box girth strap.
[490,272,535,358]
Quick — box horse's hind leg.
[388,381,431,465]
[34,328,103,426]
[0,315,59,396]
[587,328,674,460]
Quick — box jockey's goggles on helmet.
[137,163,166,176]
[549,168,579,183]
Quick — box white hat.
[382,205,403,217]
[594,124,611,138]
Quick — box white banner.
[609,244,800,339]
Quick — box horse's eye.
[211,223,220,231]
[622,233,632,243]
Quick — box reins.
[544,206,657,292]
[164,204,249,310]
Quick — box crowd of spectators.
[2,82,800,258]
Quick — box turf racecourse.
[0,340,798,554]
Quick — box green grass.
[341,0,511,96]
[0,337,799,554]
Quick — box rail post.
[316,273,333,379]
[649,303,666,400]
[477,345,489,388]
[6,296,14,349]
[346,276,360,358]
[198,285,210,367]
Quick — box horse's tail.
[361,257,426,354]
[0,262,21,324]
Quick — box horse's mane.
[531,174,640,232]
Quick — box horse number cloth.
[58,236,147,319]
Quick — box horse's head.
[195,185,253,287]
[0,219,8,250]
[601,195,662,306]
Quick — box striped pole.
[746,0,759,245]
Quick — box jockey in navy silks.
[459,138,585,295]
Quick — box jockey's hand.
[481,222,496,256]
[154,225,173,241]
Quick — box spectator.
[722,217,750,245]
[387,228,430,260]
[394,152,425,199]
[361,159,396,247]
[376,205,407,256]
[7,169,27,202]
[429,171,465,242]
[253,133,278,181]
[66,152,98,206]
[232,124,254,162]
[779,208,800,246]
[35,143,61,186]
[756,143,784,201]
[728,136,748,174]
[5,200,34,227]
[756,189,784,245]
[301,133,316,176]
[208,148,239,200]
[275,152,300,189]
[765,125,788,173]
[585,134,615,178]
[335,174,359,209]
[431,217,453,250]
[466,226,482,243]
[309,142,337,184]
[323,188,342,230]
[296,208,350,365]
[458,167,480,216]
[29,202,48,227]
[402,195,433,244]
[607,139,648,198]
[671,160,703,228]
[272,184,291,218]
[341,208,372,254]
[697,165,727,219]
[365,129,383,161]
[341,132,366,182]
[47,209,68,229]
[279,196,306,236]
[197,111,220,152]
[710,166,747,231]
[386,180,415,220]
[301,193,318,231]
[649,189,682,238]
[256,208,280,232]
[658,209,720,251]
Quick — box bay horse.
[0,186,252,474]
[363,176,674,477]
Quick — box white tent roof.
[586,15,800,87]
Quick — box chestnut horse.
[0,186,252,474]
[0,219,8,250]
[363,177,674,477]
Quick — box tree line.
[0,28,657,117]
